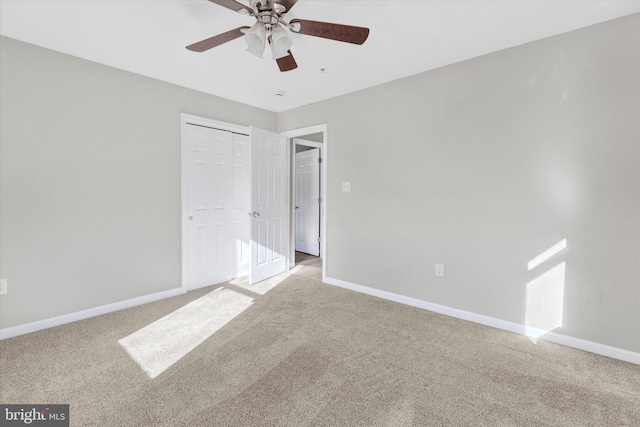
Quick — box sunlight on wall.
[525,239,568,339]
[525,237,568,340]
[119,287,253,379]
[525,262,566,338]
[527,238,567,271]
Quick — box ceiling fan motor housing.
[257,13,280,26]
[251,0,289,28]
[252,0,287,15]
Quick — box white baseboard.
[3,277,638,365]
[324,276,640,365]
[0,287,186,340]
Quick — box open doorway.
[291,251,323,281]
[294,141,321,256]
[283,125,327,282]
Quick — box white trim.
[0,288,185,340]
[181,113,249,135]
[180,113,250,292]
[324,276,640,365]
[282,124,328,283]
[293,138,323,149]
[283,124,327,138]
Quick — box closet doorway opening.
[181,114,290,291]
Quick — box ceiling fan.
[186,0,370,72]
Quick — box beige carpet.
[1,274,639,426]
[291,252,322,282]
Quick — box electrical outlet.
[0,279,7,295]
[435,264,445,277]
[342,181,351,192]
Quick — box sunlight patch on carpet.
[228,272,290,295]
[119,287,253,379]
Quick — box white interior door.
[295,148,320,256]
[232,133,251,277]
[250,126,289,284]
[184,124,235,290]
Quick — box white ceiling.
[1,1,639,113]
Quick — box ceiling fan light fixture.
[271,24,292,50]
[244,22,266,58]
[270,44,289,60]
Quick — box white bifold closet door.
[184,124,288,290]
[184,125,250,290]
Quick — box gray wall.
[278,14,640,353]
[0,36,276,328]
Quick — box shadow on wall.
[525,239,568,340]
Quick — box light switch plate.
[342,181,351,192]
[0,279,6,295]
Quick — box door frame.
[180,113,249,292]
[282,124,328,282]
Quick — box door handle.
[295,206,299,209]
[252,212,260,217]
[188,216,193,221]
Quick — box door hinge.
[318,197,322,204]
[318,236,321,243]
[318,157,323,163]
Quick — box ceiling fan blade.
[274,0,298,13]
[276,50,298,72]
[208,0,253,15]
[186,27,250,52]
[289,19,369,45]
